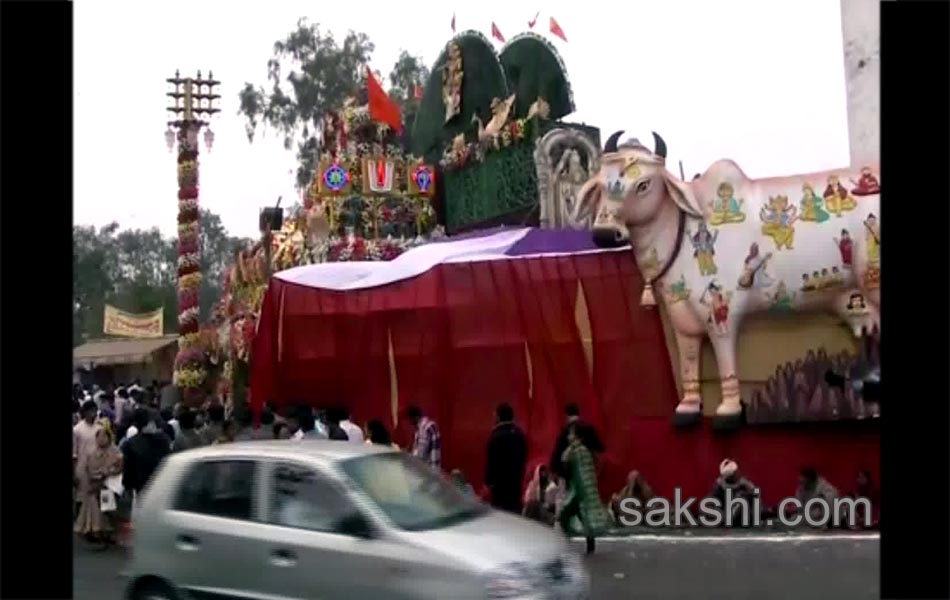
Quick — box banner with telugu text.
[103,305,164,338]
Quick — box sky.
[75,0,851,239]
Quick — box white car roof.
[170,440,396,467]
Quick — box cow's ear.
[663,170,706,219]
[574,175,603,223]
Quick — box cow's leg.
[709,332,743,431]
[672,331,703,427]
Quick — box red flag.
[451,13,456,32]
[491,21,506,43]
[366,67,402,133]
[549,16,567,42]
[528,11,539,29]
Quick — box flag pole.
[678,160,685,181]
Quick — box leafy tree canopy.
[239,19,429,189]
[73,210,252,346]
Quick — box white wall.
[840,0,880,166]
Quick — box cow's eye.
[636,180,651,195]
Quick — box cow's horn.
[604,130,624,153]
[652,132,668,158]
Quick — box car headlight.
[484,563,538,599]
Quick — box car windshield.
[340,453,488,531]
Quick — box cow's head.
[577,131,705,248]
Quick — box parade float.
[239,26,879,505]
[200,83,445,408]
[412,30,601,232]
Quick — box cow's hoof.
[672,411,702,428]
[711,413,743,432]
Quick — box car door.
[256,461,425,600]
[161,458,274,599]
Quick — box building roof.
[73,335,178,368]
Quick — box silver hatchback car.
[126,440,589,600]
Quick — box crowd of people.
[73,382,878,554]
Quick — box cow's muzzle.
[592,227,627,248]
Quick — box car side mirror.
[337,513,375,540]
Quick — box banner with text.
[103,305,164,338]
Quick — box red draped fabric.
[250,252,880,503]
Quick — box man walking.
[485,403,527,513]
[407,406,441,471]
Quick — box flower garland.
[440,115,538,171]
[173,127,206,390]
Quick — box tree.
[238,19,375,190]
[72,211,252,346]
[238,21,431,189]
[73,222,121,345]
[387,50,430,151]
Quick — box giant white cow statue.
[577,131,880,429]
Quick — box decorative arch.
[534,127,601,229]
[499,32,575,120]
[410,30,509,162]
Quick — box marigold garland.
[174,126,206,392]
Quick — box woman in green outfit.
[558,425,610,554]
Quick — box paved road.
[76,532,879,599]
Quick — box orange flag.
[491,21,506,43]
[549,16,567,42]
[366,67,402,133]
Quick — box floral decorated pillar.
[174,125,205,397]
[165,70,220,406]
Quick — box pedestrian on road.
[366,419,398,449]
[485,402,527,513]
[114,387,130,427]
[289,406,327,440]
[273,422,291,439]
[74,400,103,516]
[523,464,558,526]
[200,404,226,445]
[75,428,123,548]
[258,408,276,439]
[233,409,256,441]
[558,425,609,555]
[325,407,350,441]
[338,408,364,443]
[172,410,203,452]
[407,405,441,471]
[550,404,604,480]
[122,408,171,503]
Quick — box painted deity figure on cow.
[800,182,830,223]
[760,195,798,250]
[823,174,857,217]
[689,222,719,276]
[709,182,746,225]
